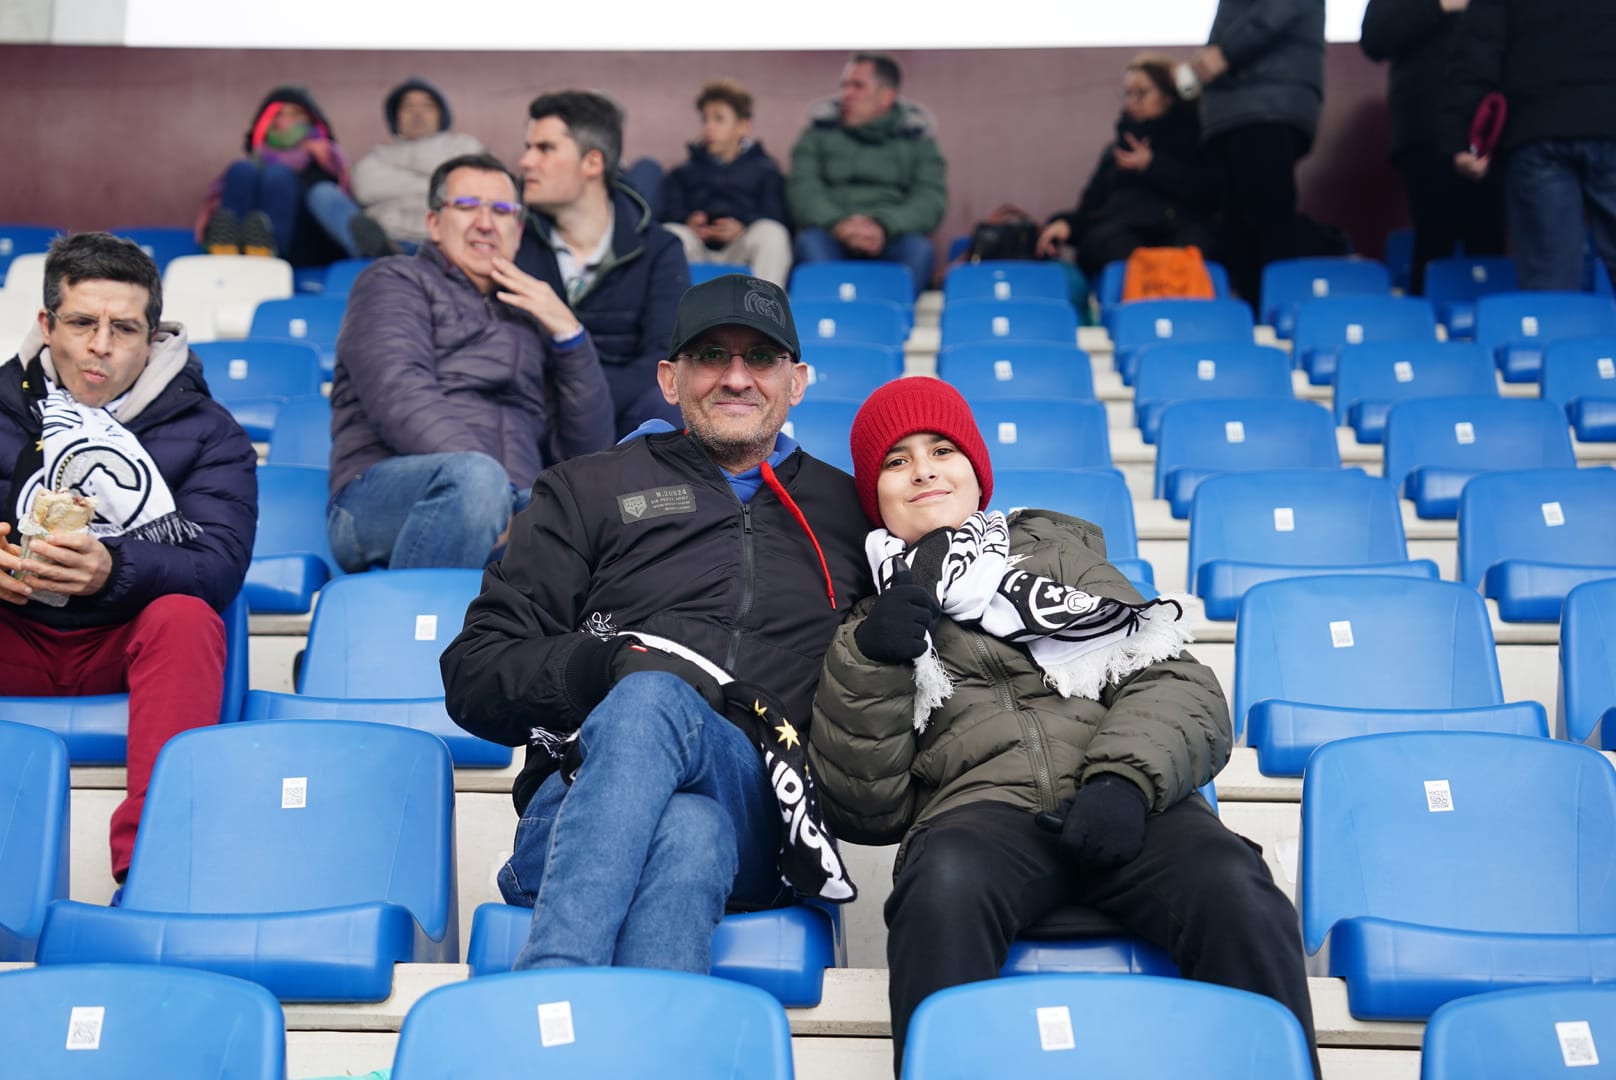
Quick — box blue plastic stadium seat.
[193,340,324,441]
[901,973,1315,1080]
[943,261,1070,304]
[1290,295,1439,386]
[1155,398,1340,519]
[799,342,904,401]
[790,260,914,310]
[36,719,457,1002]
[1096,257,1231,326]
[1542,336,1616,442]
[392,967,792,1079]
[112,227,202,274]
[1424,255,1517,338]
[245,568,508,767]
[1457,467,1616,623]
[465,901,838,1007]
[263,393,332,467]
[1132,342,1293,444]
[1333,341,1497,444]
[783,399,860,471]
[1559,578,1616,748]
[1383,396,1577,519]
[319,257,376,297]
[1189,471,1438,621]
[244,464,340,615]
[937,342,1095,402]
[991,469,1152,587]
[971,399,1112,471]
[1234,575,1545,767]
[791,299,909,348]
[1110,298,1254,385]
[0,721,68,962]
[687,263,751,285]
[0,593,250,761]
[1421,984,1616,1080]
[0,224,63,278]
[1300,731,1616,1021]
[1384,227,1413,292]
[1474,291,1616,383]
[940,298,1078,349]
[0,963,285,1079]
[1261,257,1391,339]
[248,295,349,374]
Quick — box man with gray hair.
[327,152,614,572]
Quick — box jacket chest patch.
[618,484,696,523]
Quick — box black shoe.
[349,213,397,259]
[203,208,241,255]
[241,210,277,258]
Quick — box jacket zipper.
[725,500,755,672]
[971,634,1057,813]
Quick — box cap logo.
[743,286,785,327]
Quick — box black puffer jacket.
[1201,0,1326,145]
[1360,0,1468,156]
[442,430,874,812]
[1051,108,1218,241]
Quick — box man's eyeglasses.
[683,345,794,373]
[443,196,523,218]
[49,310,148,345]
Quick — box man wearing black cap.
[352,78,485,251]
[443,274,873,974]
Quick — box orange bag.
[1121,245,1215,302]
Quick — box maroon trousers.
[0,595,225,880]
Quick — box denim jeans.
[498,671,784,972]
[793,226,936,296]
[326,451,518,572]
[1507,138,1616,291]
[219,159,304,256]
[304,180,365,259]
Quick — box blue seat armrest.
[1441,301,1476,339]
[1494,343,1545,383]
[243,554,330,615]
[1403,466,1474,519]
[1569,397,1616,441]
[0,694,129,764]
[1302,347,1339,386]
[1249,700,1548,776]
[1136,402,1164,444]
[1346,400,1390,444]
[1110,557,1155,589]
[1164,468,1218,519]
[1482,561,1616,623]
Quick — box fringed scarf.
[866,511,1194,732]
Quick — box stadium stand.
[1559,577,1616,748]
[937,342,1095,401]
[1289,294,1438,386]
[1419,984,1616,1080]
[1154,398,1340,519]
[1260,257,1391,340]
[1331,340,1497,444]
[1473,291,1616,383]
[1541,336,1616,442]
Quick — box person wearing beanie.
[443,274,873,977]
[352,78,486,250]
[810,376,1322,1078]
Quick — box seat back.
[391,968,793,1079]
[1424,255,1518,331]
[1260,257,1391,336]
[318,257,376,298]
[990,470,1140,560]
[939,298,1078,347]
[3,252,48,297]
[901,973,1314,1079]
[1458,467,1616,587]
[782,400,860,471]
[1560,577,1616,745]
[1291,294,1439,382]
[1476,292,1616,357]
[263,394,333,467]
[122,719,453,939]
[799,342,904,402]
[193,340,324,403]
[1234,575,1505,729]
[1541,335,1616,409]
[688,263,751,285]
[1133,342,1293,442]
[163,254,294,306]
[790,260,914,308]
[0,224,63,279]
[970,399,1112,470]
[1300,731,1616,953]
[248,295,347,351]
[253,464,341,574]
[0,963,285,1079]
[1097,257,1231,313]
[1382,397,1577,496]
[1422,984,1616,1080]
[1332,341,1496,428]
[0,721,69,959]
[1154,398,1339,499]
[943,261,1070,304]
[112,227,202,274]
[790,299,909,347]
[937,343,1095,402]
[1110,298,1253,354]
[298,569,482,698]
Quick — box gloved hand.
[1035,774,1150,870]
[559,634,725,725]
[608,637,726,712]
[854,568,943,664]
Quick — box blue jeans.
[497,672,784,972]
[1507,138,1616,291]
[220,159,304,256]
[305,180,365,259]
[326,451,519,572]
[794,226,936,296]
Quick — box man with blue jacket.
[0,232,257,886]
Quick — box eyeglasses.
[683,345,794,373]
[49,310,148,344]
[442,196,523,218]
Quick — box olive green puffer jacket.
[786,98,948,237]
[808,509,1230,849]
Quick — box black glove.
[854,568,943,664]
[1035,774,1150,870]
[607,637,726,712]
[557,633,630,727]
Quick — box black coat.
[1360,0,1468,157]
[1052,108,1218,242]
[661,142,790,229]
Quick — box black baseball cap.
[667,275,801,361]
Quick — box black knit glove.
[557,634,630,728]
[854,568,942,664]
[1036,774,1150,870]
[608,637,727,712]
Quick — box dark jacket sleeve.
[545,333,614,462]
[755,158,790,227]
[1213,0,1318,68]
[787,128,846,231]
[1439,0,1506,155]
[442,465,603,746]
[1360,0,1447,61]
[659,163,692,224]
[1059,148,1118,237]
[1136,147,1220,212]
[335,260,486,456]
[98,404,257,614]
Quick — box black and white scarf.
[867,510,1193,732]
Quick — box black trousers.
[884,798,1321,1078]
[1207,123,1308,310]
[1394,145,1509,295]
[1076,217,1220,279]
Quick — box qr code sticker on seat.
[1423,779,1453,812]
[66,1006,104,1050]
[1556,1020,1599,1067]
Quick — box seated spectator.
[327,153,614,571]
[660,79,792,287]
[349,78,487,253]
[1036,55,1218,279]
[810,376,1321,1078]
[788,53,947,296]
[514,90,691,438]
[199,85,393,266]
[0,233,257,887]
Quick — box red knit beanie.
[849,377,994,527]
